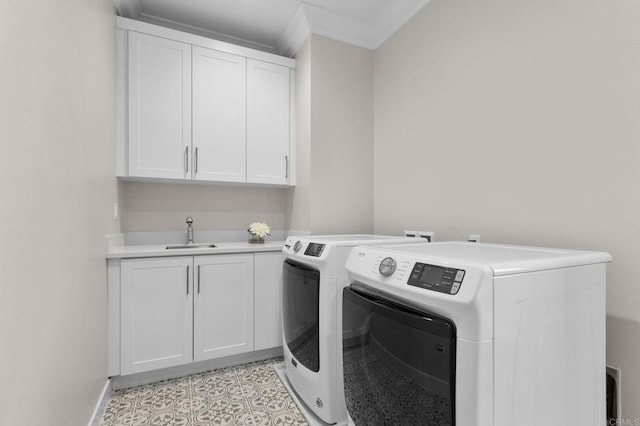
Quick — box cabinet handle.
[197,265,201,294]
[195,147,199,174]
[185,146,189,173]
[186,265,190,294]
[285,155,289,178]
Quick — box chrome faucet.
[186,217,194,244]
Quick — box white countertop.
[107,240,285,259]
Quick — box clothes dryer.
[342,242,611,426]
[281,235,427,424]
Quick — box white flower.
[248,222,271,238]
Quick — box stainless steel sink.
[166,243,217,250]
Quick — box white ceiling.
[114,0,430,56]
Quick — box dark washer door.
[342,285,456,426]
[282,259,320,372]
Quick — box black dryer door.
[282,259,320,372]
[342,285,457,426]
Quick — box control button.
[455,270,465,282]
[379,257,397,277]
[451,282,461,294]
[293,241,302,253]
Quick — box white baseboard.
[111,347,283,390]
[87,379,112,426]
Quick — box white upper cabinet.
[247,60,291,185]
[128,32,191,179]
[117,18,295,186]
[192,47,246,183]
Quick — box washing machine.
[281,234,428,424]
[342,242,611,426]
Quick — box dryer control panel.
[304,243,325,257]
[407,263,465,295]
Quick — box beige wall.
[0,1,119,424]
[286,38,312,233]
[286,35,374,234]
[121,181,288,232]
[373,0,640,419]
[310,36,374,234]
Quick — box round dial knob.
[293,241,302,253]
[379,257,397,277]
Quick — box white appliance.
[342,242,611,426]
[281,234,427,424]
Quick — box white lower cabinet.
[121,257,193,375]
[254,252,283,351]
[193,254,254,361]
[120,253,254,375]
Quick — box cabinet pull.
[197,265,201,294]
[285,155,289,178]
[186,265,190,294]
[195,147,199,174]
[185,146,189,173]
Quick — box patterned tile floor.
[100,358,308,426]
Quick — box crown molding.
[116,17,295,67]
[278,0,431,52]
[275,4,310,57]
[301,2,374,49]
[139,14,278,53]
[113,0,430,57]
[113,0,141,18]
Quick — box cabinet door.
[192,47,246,182]
[246,59,290,185]
[193,254,254,362]
[254,252,283,351]
[121,257,193,375]
[128,32,191,179]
